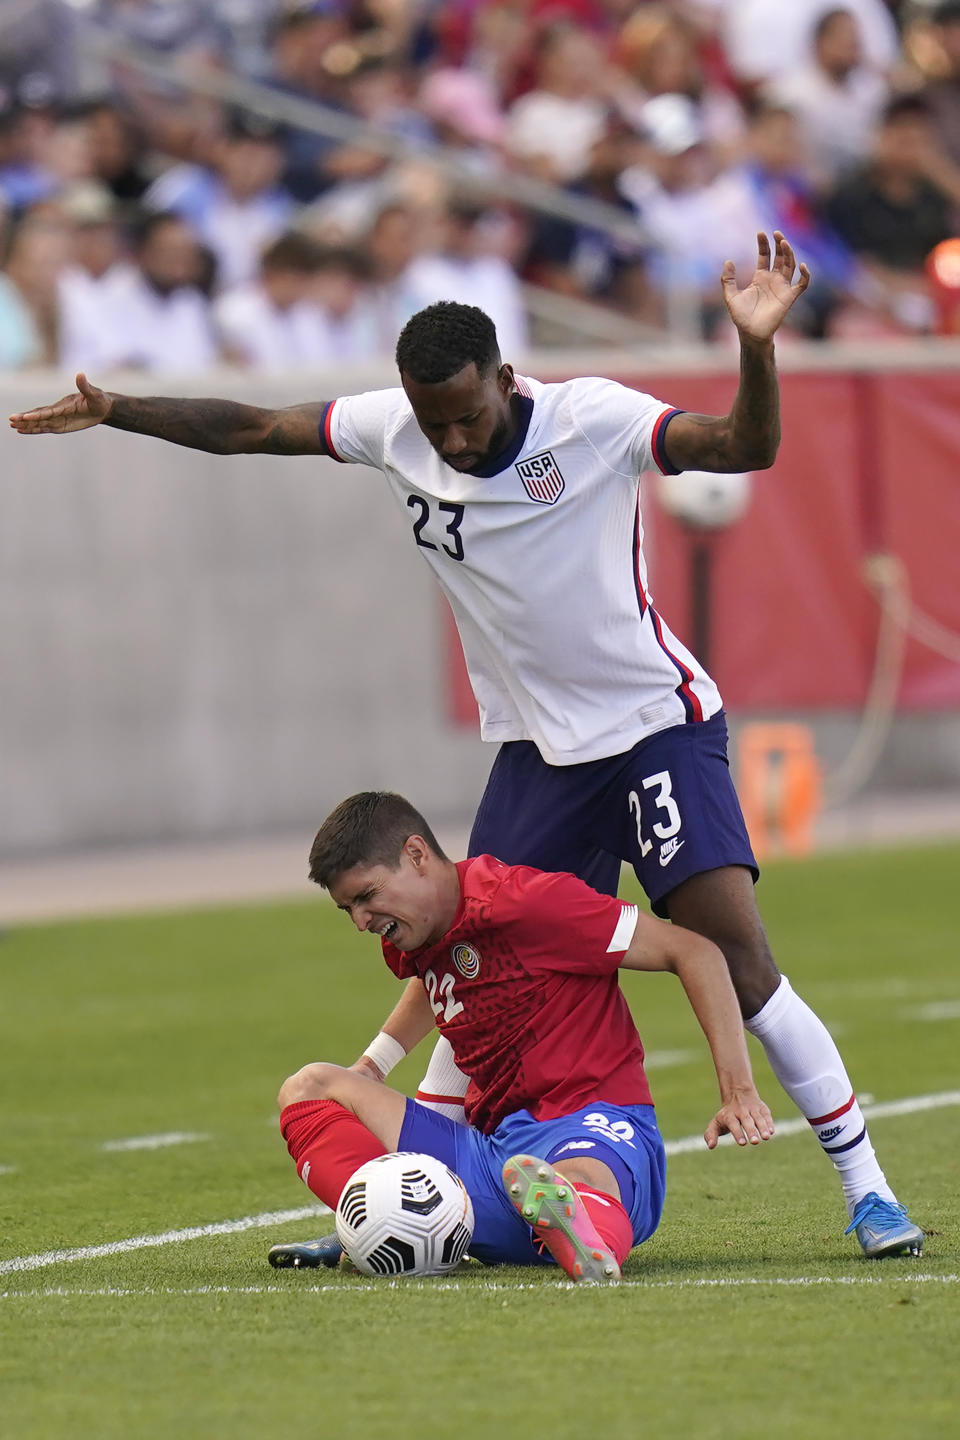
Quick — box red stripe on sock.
[415,1090,467,1106]
[280,1099,385,1209]
[574,1185,634,1266]
[807,1093,857,1126]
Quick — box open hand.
[704,1088,775,1149]
[9,372,113,435]
[721,231,811,343]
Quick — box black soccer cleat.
[268,1234,344,1269]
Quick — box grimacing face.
[401,361,517,472]
[328,839,447,953]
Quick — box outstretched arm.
[9,372,331,457]
[621,912,774,1149]
[662,231,811,474]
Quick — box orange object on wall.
[737,723,822,859]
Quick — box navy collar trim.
[468,393,534,478]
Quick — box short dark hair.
[133,208,190,251]
[881,94,930,127]
[261,230,325,274]
[814,8,856,44]
[395,301,500,384]
[308,791,447,888]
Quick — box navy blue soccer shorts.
[468,710,757,915]
[399,1098,666,1267]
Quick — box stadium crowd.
[1,0,960,370]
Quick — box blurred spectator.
[213,229,337,368]
[312,242,380,359]
[63,210,218,370]
[317,55,432,191]
[522,117,652,319]
[146,108,294,290]
[620,93,749,335]
[721,103,856,335]
[264,0,351,202]
[919,0,960,168]
[434,2,538,102]
[0,99,85,210]
[418,66,506,169]
[0,210,70,367]
[825,94,960,332]
[78,99,151,204]
[88,0,233,164]
[0,1,83,113]
[364,199,427,347]
[721,0,900,90]
[58,181,129,371]
[764,8,889,188]
[505,21,610,183]
[612,6,745,158]
[406,197,529,355]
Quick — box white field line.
[2,1274,958,1300]
[101,1132,210,1153]
[906,1000,960,1022]
[2,1088,958,1279]
[0,1167,16,1177]
[664,1088,960,1156]
[0,1205,330,1276]
[644,1049,697,1069]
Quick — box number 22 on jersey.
[424,968,464,1022]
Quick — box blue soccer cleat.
[845,1193,924,1258]
[268,1234,344,1269]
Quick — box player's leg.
[498,1103,666,1282]
[612,712,923,1255]
[501,1155,622,1282]
[414,740,623,1130]
[665,869,923,1255]
[275,1063,406,1213]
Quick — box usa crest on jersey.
[516,450,565,504]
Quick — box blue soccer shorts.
[399,1098,666,1267]
[469,709,757,915]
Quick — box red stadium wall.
[446,366,960,723]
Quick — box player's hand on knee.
[350,1056,386,1082]
[704,1089,775,1149]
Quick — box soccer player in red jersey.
[276,791,774,1282]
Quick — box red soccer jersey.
[381,855,653,1133]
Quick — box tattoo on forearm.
[672,342,780,472]
[105,396,266,454]
[727,340,780,468]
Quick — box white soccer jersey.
[321,374,722,766]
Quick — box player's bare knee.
[277,1061,338,1109]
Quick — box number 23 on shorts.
[628,771,683,863]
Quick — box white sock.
[415,1034,469,1125]
[745,976,897,1217]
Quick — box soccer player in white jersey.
[10,231,923,1261]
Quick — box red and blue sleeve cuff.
[652,407,685,475]
[319,399,345,461]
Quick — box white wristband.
[362,1031,407,1078]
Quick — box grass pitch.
[1,844,958,1439]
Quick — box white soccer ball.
[657,470,752,531]
[335,1152,475,1277]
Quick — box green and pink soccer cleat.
[503,1154,620,1283]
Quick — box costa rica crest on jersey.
[451,942,481,978]
[516,450,565,504]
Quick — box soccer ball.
[335,1152,475,1277]
[657,470,752,531]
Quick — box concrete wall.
[2,366,491,856]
